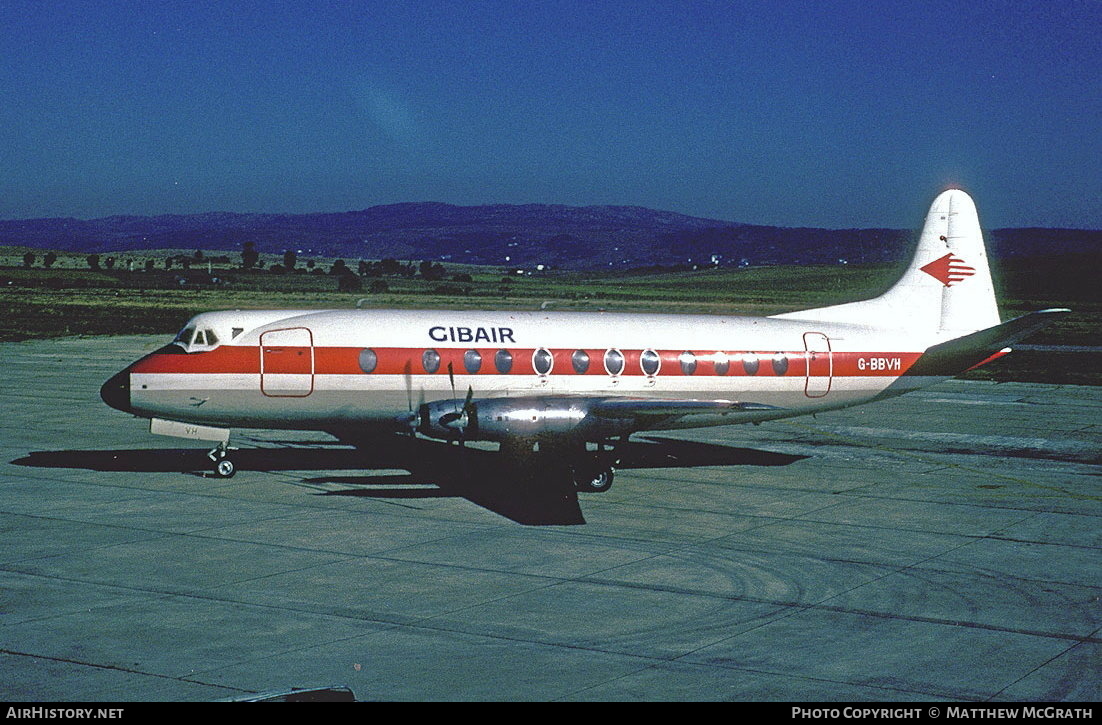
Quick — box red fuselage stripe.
[129,347,924,378]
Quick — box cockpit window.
[174,327,196,346]
[172,325,220,351]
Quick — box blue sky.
[1,0,1098,227]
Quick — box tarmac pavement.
[1,335,1098,701]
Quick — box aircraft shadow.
[308,447,586,526]
[11,435,806,526]
[625,436,808,469]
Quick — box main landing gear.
[570,460,615,493]
[502,438,620,493]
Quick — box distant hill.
[0,203,1098,270]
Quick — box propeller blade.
[403,359,413,412]
[447,362,459,414]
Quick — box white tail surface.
[772,189,1001,335]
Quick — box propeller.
[439,362,476,440]
[401,358,423,433]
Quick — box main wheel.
[573,463,613,493]
[213,457,236,478]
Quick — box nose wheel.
[208,442,237,478]
[213,456,236,478]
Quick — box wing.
[591,398,781,418]
[581,397,786,436]
[417,394,785,441]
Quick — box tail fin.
[772,189,1001,335]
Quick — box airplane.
[100,189,1068,490]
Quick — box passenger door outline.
[803,331,832,398]
[260,327,315,397]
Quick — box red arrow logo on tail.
[920,253,976,287]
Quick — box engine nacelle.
[417,396,594,442]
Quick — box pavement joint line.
[362,524,683,563]
[178,627,405,685]
[785,508,1044,539]
[0,502,305,532]
[808,487,1102,518]
[0,467,502,527]
[0,567,427,635]
[0,648,253,697]
[780,419,1102,502]
[628,589,1008,703]
[2,515,515,574]
[549,658,957,702]
[981,533,1102,552]
[17,538,1097,664]
[578,486,1102,543]
[987,626,1102,701]
[802,510,1052,629]
[570,572,1102,647]
[0,531,176,569]
[175,594,704,677]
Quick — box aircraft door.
[260,327,315,397]
[803,332,832,398]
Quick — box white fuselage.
[124,307,939,434]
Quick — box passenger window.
[495,349,513,374]
[742,353,759,375]
[231,327,244,339]
[422,349,441,374]
[572,350,590,374]
[679,351,697,375]
[772,353,789,375]
[640,349,660,376]
[604,349,624,376]
[464,349,482,374]
[359,348,378,374]
[533,348,553,375]
[714,352,730,376]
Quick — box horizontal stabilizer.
[904,308,1070,378]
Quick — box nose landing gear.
[208,441,238,478]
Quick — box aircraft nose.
[100,369,131,413]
